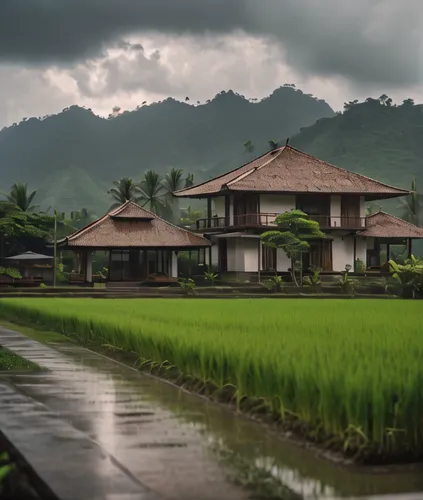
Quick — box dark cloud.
[0,0,245,63]
[0,0,422,86]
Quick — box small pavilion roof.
[62,201,211,248]
[360,211,423,239]
[174,145,409,201]
[6,251,53,261]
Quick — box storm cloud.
[1,0,422,86]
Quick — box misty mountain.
[0,86,333,212]
[292,97,423,190]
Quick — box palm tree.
[398,178,422,226]
[108,178,141,209]
[163,168,184,200]
[139,170,165,214]
[4,183,38,212]
[162,168,185,223]
[185,173,194,188]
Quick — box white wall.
[330,195,342,228]
[332,235,355,271]
[243,238,260,272]
[226,238,261,272]
[210,236,219,266]
[227,239,242,271]
[259,195,296,224]
[356,237,367,263]
[277,249,291,272]
[213,197,225,218]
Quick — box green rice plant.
[303,267,322,292]
[0,297,421,460]
[264,275,284,293]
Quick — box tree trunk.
[291,257,299,287]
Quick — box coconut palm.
[108,177,141,209]
[398,178,422,226]
[139,170,165,214]
[162,168,185,222]
[185,173,194,188]
[3,183,38,212]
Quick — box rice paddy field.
[0,297,421,462]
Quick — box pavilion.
[359,211,423,268]
[58,201,211,284]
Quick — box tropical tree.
[162,168,185,223]
[180,206,204,226]
[268,139,279,150]
[398,178,422,226]
[139,170,165,214]
[0,201,53,258]
[185,173,194,188]
[261,210,325,286]
[108,177,141,209]
[69,208,96,230]
[244,140,255,153]
[3,183,38,212]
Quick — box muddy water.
[1,329,423,499]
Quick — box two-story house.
[175,145,423,277]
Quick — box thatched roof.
[174,146,409,200]
[63,201,211,248]
[360,211,423,239]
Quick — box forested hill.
[292,97,423,190]
[0,86,333,213]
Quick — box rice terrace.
[1,297,422,465]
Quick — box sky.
[1,0,422,128]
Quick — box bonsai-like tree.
[261,210,325,286]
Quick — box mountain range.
[0,86,421,214]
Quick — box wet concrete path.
[0,327,250,500]
[1,326,423,500]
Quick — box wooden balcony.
[195,213,367,231]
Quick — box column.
[171,251,178,278]
[86,252,93,283]
[229,195,234,225]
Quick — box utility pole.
[53,209,57,287]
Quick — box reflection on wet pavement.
[1,326,423,500]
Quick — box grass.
[0,298,421,462]
[0,320,70,345]
[0,347,40,372]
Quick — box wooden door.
[341,196,360,228]
[234,194,258,225]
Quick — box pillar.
[408,238,413,259]
[86,252,93,283]
[171,251,178,278]
[229,195,234,225]
[257,238,261,283]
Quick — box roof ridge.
[226,148,285,187]
[286,146,409,194]
[174,149,274,196]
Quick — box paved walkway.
[0,327,249,500]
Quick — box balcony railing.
[195,213,367,231]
